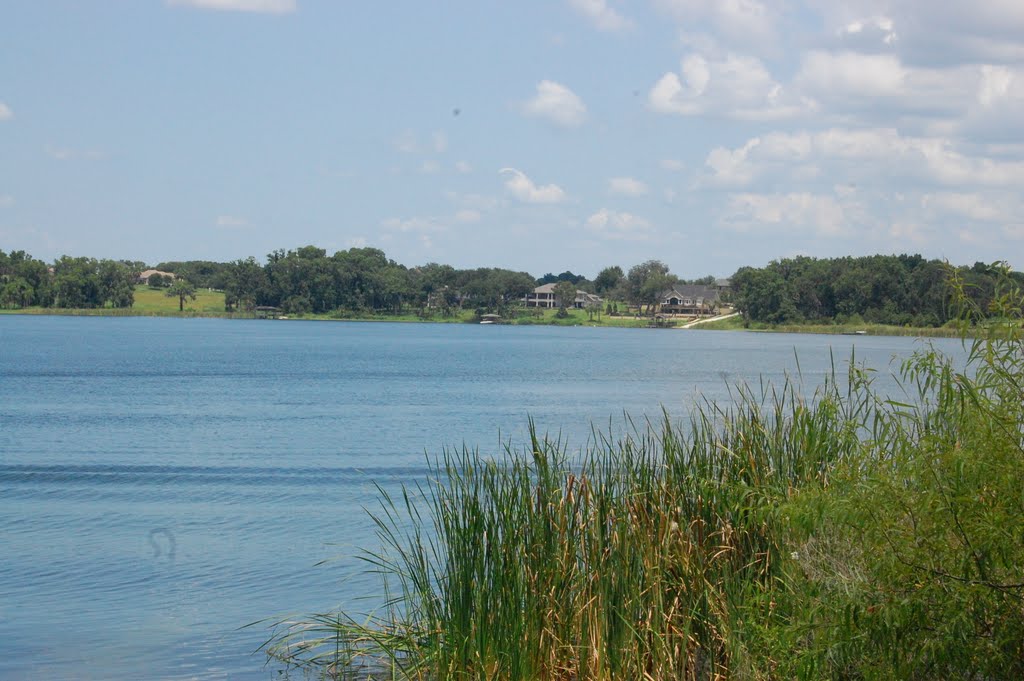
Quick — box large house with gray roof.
[657,285,720,316]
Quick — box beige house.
[524,283,602,309]
[137,269,176,284]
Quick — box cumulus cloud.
[166,0,296,12]
[655,0,778,51]
[649,53,815,120]
[608,177,649,197]
[723,192,849,236]
[567,0,632,32]
[813,1,1024,65]
[585,209,651,240]
[703,127,1024,188]
[500,168,567,204]
[521,80,587,127]
[455,160,473,174]
[0,102,12,120]
[922,191,1019,222]
[797,51,906,98]
[705,139,762,186]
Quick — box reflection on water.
[0,316,966,679]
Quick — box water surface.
[0,317,966,679]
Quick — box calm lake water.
[0,316,968,680]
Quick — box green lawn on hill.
[131,285,226,313]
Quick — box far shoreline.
[0,306,971,338]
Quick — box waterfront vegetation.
[2,247,1018,335]
[267,272,1024,679]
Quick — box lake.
[0,316,968,680]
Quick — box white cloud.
[655,0,778,54]
[705,138,761,186]
[660,159,685,172]
[608,177,649,197]
[0,195,13,207]
[585,209,651,240]
[813,1,1024,65]
[922,191,1020,222]
[500,168,567,204]
[797,51,906,98]
[521,80,587,127]
[166,0,296,13]
[0,102,11,121]
[649,53,815,120]
[215,215,248,228]
[419,160,441,174]
[567,0,632,32]
[704,127,1024,188]
[723,193,849,236]
[454,160,473,174]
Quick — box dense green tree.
[553,280,577,311]
[0,277,33,309]
[52,256,102,308]
[98,260,135,308]
[626,260,677,315]
[594,265,624,295]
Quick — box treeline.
[732,254,1019,327]
[0,251,139,309]
[3,244,716,316]
[153,248,715,316]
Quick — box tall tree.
[594,265,624,295]
[626,260,676,315]
[553,280,577,311]
[166,278,198,312]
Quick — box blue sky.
[1,0,1023,278]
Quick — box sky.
[1,0,1023,279]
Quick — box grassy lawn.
[132,285,226,313]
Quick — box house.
[138,269,176,285]
[658,285,720,316]
[573,291,603,310]
[524,283,602,309]
[524,283,558,308]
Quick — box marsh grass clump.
[267,264,1024,680]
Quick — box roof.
[139,269,176,279]
[660,285,720,302]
